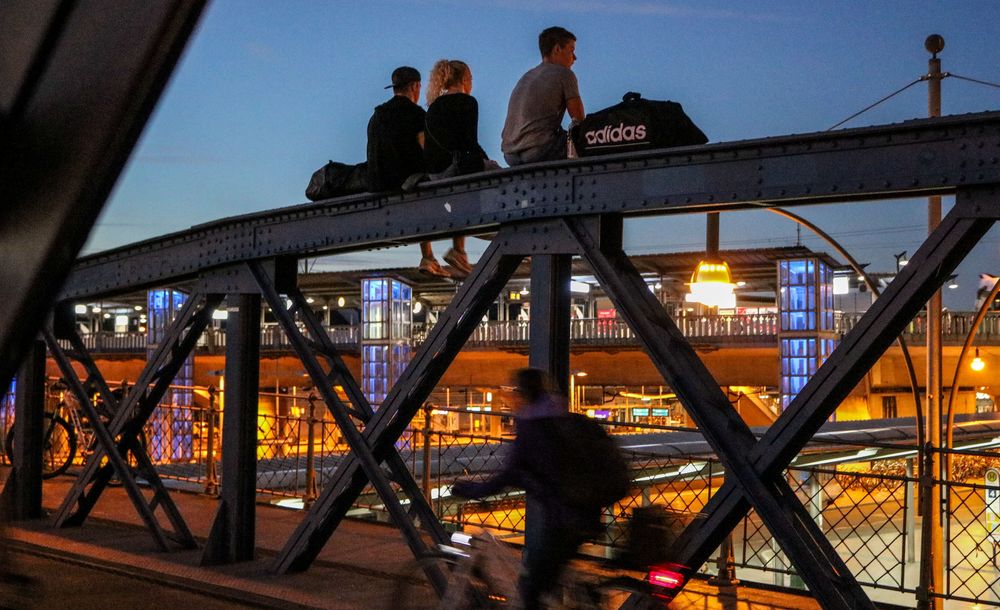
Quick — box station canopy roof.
[78,245,845,312]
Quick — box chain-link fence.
[8,375,1000,607]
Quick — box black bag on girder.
[570,92,707,157]
[305,161,368,201]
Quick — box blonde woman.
[418,59,491,277]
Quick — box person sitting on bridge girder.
[501,26,586,166]
[366,66,469,279]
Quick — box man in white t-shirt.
[501,27,585,166]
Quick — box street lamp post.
[919,33,945,610]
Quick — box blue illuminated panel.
[779,260,816,331]
[780,337,836,412]
[363,345,389,405]
[147,289,193,460]
[361,277,413,408]
[777,257,837,415]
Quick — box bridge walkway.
[0,472,827,610]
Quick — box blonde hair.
[426,59,471,106]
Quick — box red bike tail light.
[647,566,685,595]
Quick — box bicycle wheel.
[5,414,77,479]
[390,552,508,610]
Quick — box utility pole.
[918,33,945,610]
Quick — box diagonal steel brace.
[250,262,449,589]
[567,216,874,609]
[666,191,998,584]
[274,230,524,574]
[280,282,449,543]
[53,292,222,542]
[43,327,195,549]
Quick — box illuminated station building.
[26,245,998,440]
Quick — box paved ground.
[0,470,826,609]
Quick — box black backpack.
[305,161,368,201]
[571,92,707,157]
[540,413,631,510]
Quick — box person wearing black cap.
[366,66,426,193]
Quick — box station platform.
[0,473,826,609]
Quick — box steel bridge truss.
[19,182,1000,610]
[216,188,989,609]
[4,6,1000,607]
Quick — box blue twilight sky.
[89,0,1000,309]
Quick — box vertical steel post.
[422,403,432,504]
[906,458,916,563]
[528,255,572,395]
[1,340,46,519]
[202,293,261,565]
[204,385,219,496]
[709,533,739,587]
[920,33,945,610]
[527,253,572,558]
[304,393,317,508]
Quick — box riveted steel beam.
[251,262,449,589]
[60,112,1000,300]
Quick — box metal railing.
[838,310,1000,343]
[462,314,778,348]
[4,382,1000,607]
[360,408,1000,607]
[68,311,1000,354]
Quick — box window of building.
[881,395,897,419]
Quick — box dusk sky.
[89,1,1000,309]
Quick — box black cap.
[385,66,421,90]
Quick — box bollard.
[709,533,740,587]
[203,385,219,496]
[304,393,318,508]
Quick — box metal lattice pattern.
[945,466,1000,604]
[738,467,912,592]
[16,376,1000,607]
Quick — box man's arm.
[451,433,527,499]
[566,96,585,122]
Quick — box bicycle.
[5,382,147,478]
[389,530,680,609]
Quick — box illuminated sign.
[987,468,1000,542]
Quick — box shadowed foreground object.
[0,0,206,397]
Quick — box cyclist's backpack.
[305,160,368,201]
[544,413,631,510]
[570,92,707,157]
